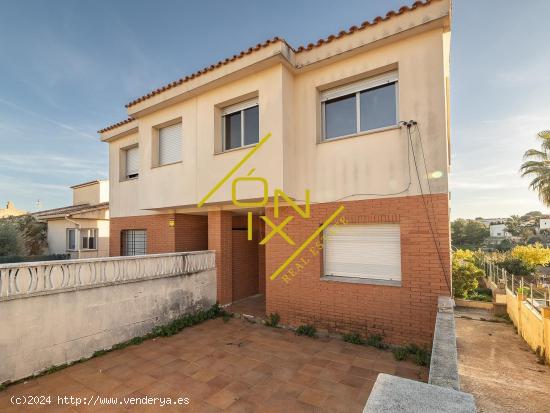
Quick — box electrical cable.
[407,122,452,295]
[291,123,412,204]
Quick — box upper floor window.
[158,123,182,166]
[222,98,259,150]
[321,71,398,140]
[124,145,139,180]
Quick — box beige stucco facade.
[101,0,451,218]
[45,213,109,258]
[71,180,109,205]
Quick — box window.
[222,98,259,150]
[121,229,147,256]
[125,146,139,179]
[323,224,401,283]
[158,123,182,165]
[81,229,98,250]
[321,71,398,140]
[67,228,77,251]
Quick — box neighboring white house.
[489,223,510,238]
[33,180,109,258]
[540,218,550,231]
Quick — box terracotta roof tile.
[32,202,109,219]
[97,117,135,134]
[124,36,284,109]
[294,0,437,52]
[100,0,439,133]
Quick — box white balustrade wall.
[0,251,217,384]
[0,251,215,299]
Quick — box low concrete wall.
[364,297,476,412]
[0,263,216,383]
[429,297,460,390]
[454,298,493,310]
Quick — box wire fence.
[483,260,550,314]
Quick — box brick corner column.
[208,210,233,305]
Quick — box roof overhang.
[98,0,450,142]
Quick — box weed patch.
[342,333,365,345]
[265,313,280,328]
[296,324,317,337]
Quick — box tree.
[510,243,550,267]
[0,220,25,256]
[451,219,489,249]
[520,130,550,206]
[452,249,484,298]
[505,215,523,236]
[12,215,47,255]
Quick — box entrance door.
[231,229,259,301]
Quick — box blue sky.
[0,0,548,219]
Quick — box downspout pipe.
[64,214,81,259]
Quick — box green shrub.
[501,257,534,276]
[413,348,430,366]
[265,313,280,328]
[452,256,484,298]
[467,292,492,302]
[392,347,408,361]
[518,286,530,295]
[366,334,387,349]
[402,344,431,366]
[295,324,316,337]
[222,312,232,323]
[343,333,365,345]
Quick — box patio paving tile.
[1,317,428,412]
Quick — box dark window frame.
[121,229,147,256]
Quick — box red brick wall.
[175,214,208,252]
[208,211,233,305]
[264,193,450,346]
[232,215,264,298]
[232,230,259,301]
[109,213,207,256]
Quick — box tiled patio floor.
[0,318,428,412]
[226,294,266,319]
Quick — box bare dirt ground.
[455,307,550,413]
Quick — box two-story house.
[99,0,451,345]
[33,180,110,258]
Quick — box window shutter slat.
[222,98,258,116]
[126,147,139,176]
[159,123,182,165]
[320,71,398,102]
[324,224,401,281]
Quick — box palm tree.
[520,130,550,206]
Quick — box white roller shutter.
[222,98,258,116]
[324,224,401,282]
[158,123,182,165]
[125,146,139,177]
[320,71,398,102]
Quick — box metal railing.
[483,260,550,313]
[0,251,215,300]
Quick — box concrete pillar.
[208,210,233,305]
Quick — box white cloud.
[0,98,96,140]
